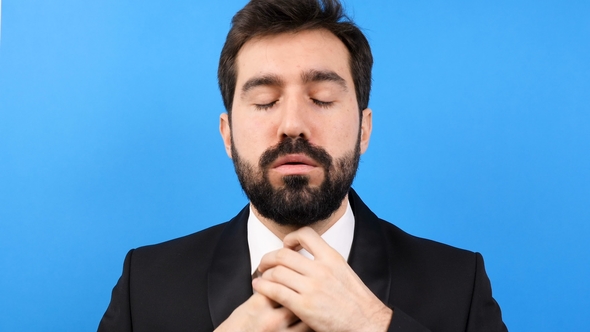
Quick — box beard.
[231,135,360,227]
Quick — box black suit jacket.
[98,190,507,331]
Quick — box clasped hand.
[216,227,392,332]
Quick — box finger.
[283,226,338,260]
[274,306,302,327]
[252,274,300,310]
[259,304,300,328]
[257,248,314,275]
[261,265,309,294]
[250,291,282,309]
[259,301,301,329]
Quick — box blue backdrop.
[1,0,589,330]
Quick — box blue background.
[1,0,589,330]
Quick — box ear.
[219,113,233,159]
[359,108,372,154]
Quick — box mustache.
[259,138,332,170]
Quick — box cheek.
[323,113,360,155]
[231,117,276,161]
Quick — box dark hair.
[218,0,373,115]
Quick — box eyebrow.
[240,69,348,98]
[301,69,348,91]
[241,74,284,97]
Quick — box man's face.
[220,29,372,225]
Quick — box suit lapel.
[347,189,392,306]
[207,205,253,328]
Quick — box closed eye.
[254,101,277,110]
[312,99,333,108]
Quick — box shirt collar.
[247,199,355,274]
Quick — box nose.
[276,96,312,140]
[277,98,311,140]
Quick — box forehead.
[234,29,353,86]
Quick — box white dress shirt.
[247,200,355,274]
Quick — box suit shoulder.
[374,218,505,331]
[113,222,231,330]
[142,222,228,249]
[130,222,229,267]
[377,218,477,269]
[350,190,475,265]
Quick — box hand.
[253,227,392,332]
[215,292,311,332]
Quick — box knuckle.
[269,287,289,306]
[276,248,289,262]
[309,278,322,293]
[330,250,345,262]
[275,265,289,277]
[250,293,266,309]
[315,265,330,279]
[262,269,273,280]
[271,266,282,279]
[300,226,312,234]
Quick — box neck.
[251,195,349,240]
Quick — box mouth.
[270,154,319,175]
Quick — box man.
[99,0,507,331]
